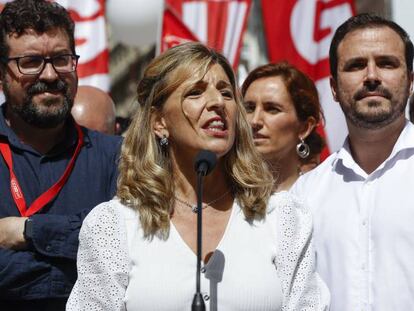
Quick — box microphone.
[192,150,217,311]
[194,150,217,176]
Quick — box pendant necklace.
[174,190,230,213]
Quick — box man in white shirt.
[291,13,414,311]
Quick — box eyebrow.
[243,100,254,105]
[188,79,232,91]
[343,55,401,67]
[376,55,401,64]
[216,80,232,89]
[263,101,282,107]
[343,57,365,63]
[15,49,72,58]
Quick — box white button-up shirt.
[291,120,414,311]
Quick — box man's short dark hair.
[329,13,414,81]
[0,0,75,60]
[409,95,414,123]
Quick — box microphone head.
[194,150,217,176]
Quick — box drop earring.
[159,135,169,147]
[296,138,310,159]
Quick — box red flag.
[160,4,199,53]
[61,0,110,92]
[261,0,355,156]
[160,0,251,68]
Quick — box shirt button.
[362,219,367,226]
[46,245,52,252]
[201,266,206,273]
[203,294,210,301]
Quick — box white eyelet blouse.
[67,191,329,311]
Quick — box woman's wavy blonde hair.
[117,42,273,239]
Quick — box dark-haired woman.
[242,62,325,191]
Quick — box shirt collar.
[0,104,25,148]
[390,120,414,154]
[0,103,90,156]
[332,120,414,177]
[47,118,91,156]
[333,138,366,177]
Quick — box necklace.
[174,190,230,213]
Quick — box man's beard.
[339,85,408,130]
[4,79,73,129]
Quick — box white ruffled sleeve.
[272,192,330,311]
[66,200,130,311]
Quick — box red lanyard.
[0,123,84,217]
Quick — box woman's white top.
[67,192,329,311]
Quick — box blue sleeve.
[0,216,85,298]
[29,136,121,260]
[30,210,90,260]
[0,130,122,299]
[0,248,50,299]
[107,138,120,197]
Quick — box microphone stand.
[192,150,216,310]
[192,171,206,311]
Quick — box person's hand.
[0,217,27,250]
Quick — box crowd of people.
[1,0,414,310]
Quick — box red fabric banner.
[160,0,252,68]
[62,0,110,91]
[161,4,199,52]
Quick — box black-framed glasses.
[2,54,80,75]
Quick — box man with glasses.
[0,1,121,310]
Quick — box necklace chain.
[174,190,230,213]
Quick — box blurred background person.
[67,43,328,310]
[72,85,116,135]
[114,116,131,135]
[242,62,324,191]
